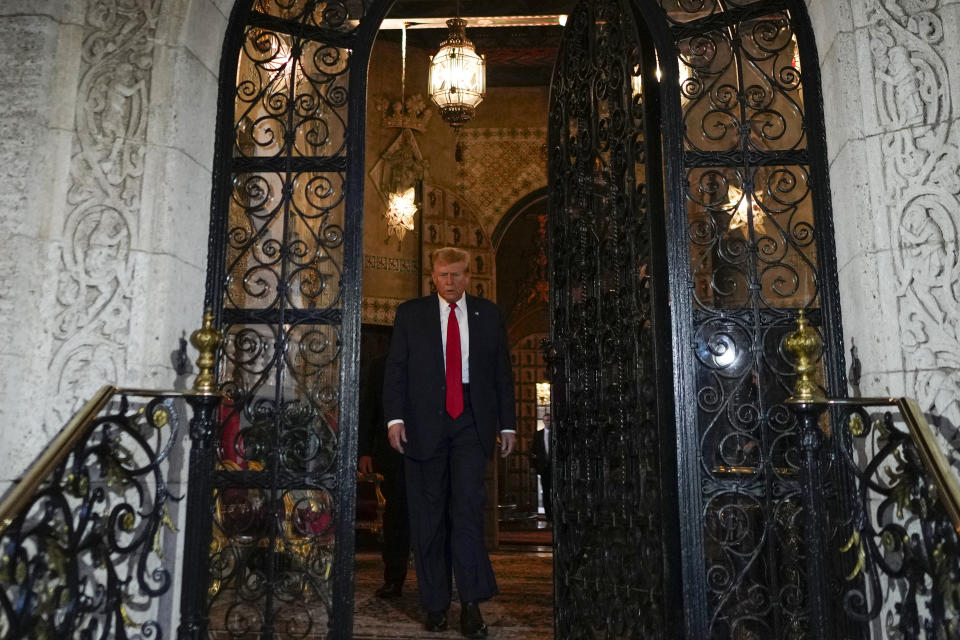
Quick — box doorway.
[188,0,846,638]
[355,5,563,635]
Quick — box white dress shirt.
[387,293,515,434]
[439,292,469,384]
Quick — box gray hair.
[431,247,470,271]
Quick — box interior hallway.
[353,536,553,638]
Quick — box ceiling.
[378,0,576,87]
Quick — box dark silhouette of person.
[358,354,410,598]
[530,412,552,521]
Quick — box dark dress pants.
[379,455,409,585]
[404,407,497,612]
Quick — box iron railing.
[0,387,194,639]
[786,314,960,640]
[0,314,221,640]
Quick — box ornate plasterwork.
[457,127,547,235]
[363,254,419,273]
[49,0,161,427]
[866,0,960,431]
[361,296,407,325]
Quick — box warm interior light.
[536,382,551,406]
[726,185,763,230]
[385,187,417,240]
[428,18,486,127]
[632,68,642,97]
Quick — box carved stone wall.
[49,0,161,427]
[0,0,222,488]
[809,0,960,453]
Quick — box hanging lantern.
[428,18,486,127]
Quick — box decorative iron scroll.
[548,0,673,636]
[0,392,184,639]
[251,0,369,32]
[195,0,368,636]
[830,403,960,639]
[653,1,846,637]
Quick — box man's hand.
[358,455,374,474]
[388,422,406,454]
[500,432,516,457]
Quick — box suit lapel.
[466,294,481,381]
[426,295,444,376]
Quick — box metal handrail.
[0,309,222,538]
[813,396,960,534]
[783,311,960,534]
[0,385,206,535]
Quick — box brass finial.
[190,308,222,395]
[785,309,826,403]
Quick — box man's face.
[432,259,470,303]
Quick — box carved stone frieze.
[866,0,960,437]
[49,0,161,427]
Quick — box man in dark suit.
[358,353,409,598]
[383,247,516,639]
[530,412,552,521]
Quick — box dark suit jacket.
[358,355,402,474]
[383,293,516,460]
[530,428,550,477]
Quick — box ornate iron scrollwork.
[191,0,373,636]
[653,1,847,637]
[832,405,960,639]
[0,393,184,638]
[548,0,676,636]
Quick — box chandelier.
[428,18,486,127]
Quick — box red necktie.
[445,303,463,419]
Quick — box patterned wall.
[863,0,960,442]
[50,0,162,427]
[457,127,547,235]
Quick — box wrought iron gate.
[548,0,847,638]
[179,0,848,637]
[547,1,682,637]
[178,1,388,637]
[653,1,848,637]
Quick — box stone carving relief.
[49,0,161,428]
[867,0,960,437]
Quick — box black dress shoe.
[424,610,448,632]
[375,582,403,599]
[460,601,488,639]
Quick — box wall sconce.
[385,186,417,242]
[370,24,427,247]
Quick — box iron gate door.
[547,1,682,637]
[178,1,390,638]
